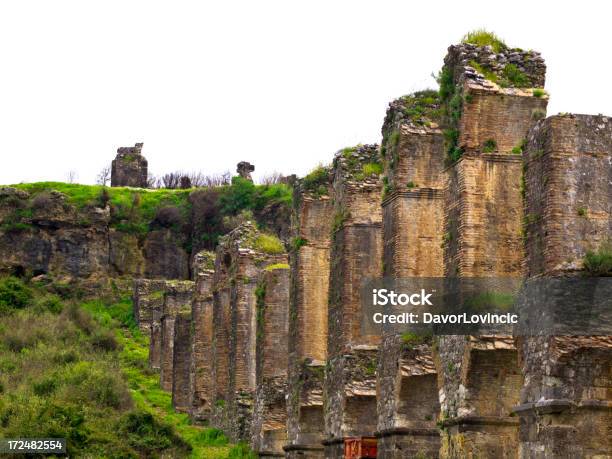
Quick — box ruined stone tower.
[377,93,445,457]
[517,114,612,458]
[323,144,383,458]
[285,170,333,458]
[111,142,148,188]
[435,42,547,458]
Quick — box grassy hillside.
[0,276,253,458]
[8,178,291,250]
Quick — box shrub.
[31,192,54,209]
[152,206,183,228]
[90,329,119,352]
[533,88,546,98]
[33,294,63,314]
[461,29,506,53]
[254,234,285,255]
[291,236,307,251]
[483,139,497,153]
[584,242,612,276]
[302,165,329,192]
[361,162,383,177]
[33,377,58,396]
[0,276,33,313]
[117,411,191,455]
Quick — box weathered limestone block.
[111,142,148,188]
[251,265,290,457]
[133,278,167,333]
[324,145,383,458]
[378,94,444,458]
[189,251,216,422]
[172,311,192,413]
[109,230,145,277]
[444,44,548,155]
[159,280,194,392]
[523,114,612,276]
[286,175,333,458]
[517,114,612,459]
[210,222,287,442]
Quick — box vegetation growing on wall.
[461,29,507,53]
[584,241,612,276]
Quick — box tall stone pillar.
[210,222,288,441]
[159,280,195,392]
[189,251,216,422]
[377,93,445,458]
[172,311,193,412]
[435,41,548,459]
[133,278,167,334]
[516,114,612,458]
[111,142,148,188]
[251,264,290,457]
[285,171,333,459]
[323,144,383,458]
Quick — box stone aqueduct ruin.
[130,40,612,458]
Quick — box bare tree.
[96,165,111,186]
[67,170,78,184]
[147,172,160,189]
[259,171,284,185]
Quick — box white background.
[0,1,609,185]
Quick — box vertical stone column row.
[285,175,333,459]
[435,43,548,459]
[517,114,612,458]
[159,281,195,392]
[377,94,445,458]
[324,145,383,458]
[251,264,290,457]
[133,278,167,334]
[189,251,216,422]
[210,222,288,442]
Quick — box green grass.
[584,242,612,276]
[254,233,285,255]
[483,139,497,153]
[532,88,546,98]
[302,165,330,196]
[461,29,506,53]
[0,277,253,458]
[265,263,290,271]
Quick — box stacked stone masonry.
[251,265,291,457]
[286,179,333,458]
[378,95,445,458]
[517,114,612,458]
[324,144,383,458]
[111,142,148,188]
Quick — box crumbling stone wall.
[286,177,333,458]
[133,279,167,333]
[517,114,612,458]
[172,311,192,412]
[378,94,445,458]
[251,265,290,457]
[324,145,383,458]
[189,251,216,422]
[159,280,194,392]
[210,222,288,442]
[435,41,548,459]
[111,142,148,188]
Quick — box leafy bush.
[461,29,506,53]
[302,165,329,193]
[483,139,497,153]
[0,276,32,313]
[584,242,612,276]
[116,411,191,455]
[152,206,183,228]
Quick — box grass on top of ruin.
[461,29,507,53]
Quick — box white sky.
[1,1,610,185]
